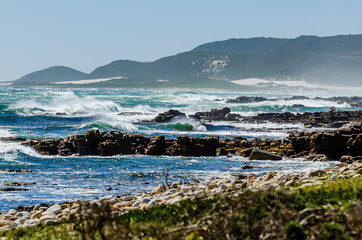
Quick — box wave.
[8,91,122,117]
[7,90,161,132]
[0,141,42,163]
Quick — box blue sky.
[1,0,362,81]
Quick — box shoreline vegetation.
[1,162,361,239]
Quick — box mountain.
[271,34,362,56]
[14,66,88,85]
[89,60,148,79]
[192,37,289,55]
[11,34,362,88]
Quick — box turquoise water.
[0,88,349,210]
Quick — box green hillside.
[192,37,289,55]
[89,60,148,79]
[14,66,88,84]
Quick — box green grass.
[3,176,361,239]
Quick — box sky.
[1,0,362,81]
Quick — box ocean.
[1,87,354,211]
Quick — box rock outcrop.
[226,96,269,103]
[21,122,362,160]
[194,107,241,121]
[287,122,362,159]
[152,109,186,123]
[242,110,362,127]
[249,148,282,160]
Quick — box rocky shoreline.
[226,95,362,107]
[1,106,362,234]
[14,121,362,162]
[150,107,362,126]
[0,160,360,233]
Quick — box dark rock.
[240,148,254,157]
[145,135,166,155]
[152,109,186,123]
[249,148,282,160]
[32,140,59,155]
[227,96,268,103]
[284,96,310,101]
[99,141,122,156]
[1,188,29,191]
[195,107,240,121]
[242,165,254,170]
[2,182,36,186]
[218,148,229,156]
[0,137,26,142]
[242,110,362,128]
[171,136,219,156]
[311,132,349,159]
[292,104,305,107]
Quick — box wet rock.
[32,140,59,155]
[1,187,29,192]
[242,110,362,128]
[292,104,305,107]
[242,165,254,170]
[310,132,349,159]
[152,109,186,123]
[171,136,219,156]
[2,182,36,186]
[195,107,240,121]
[99,141,122,156]
[0,137,26,142]
[240,148,254,157]
[249,148,282,160]
[284,96,310,101]
[145,135,166,155]
[227,96,268,103]
[347,133,362,156]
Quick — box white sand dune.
[232,78,323,88]
[232,78,362,95]
[0,82,13,86]
[53,76,125,85]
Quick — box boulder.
[308,169,326,177]
[152,109,186,123]
[195,107,236,121]
[240,147,254,157]
[227,96,268,103]
[249,148,282,160]
[44,204,62,214]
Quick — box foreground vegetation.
[3,176,362,240]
